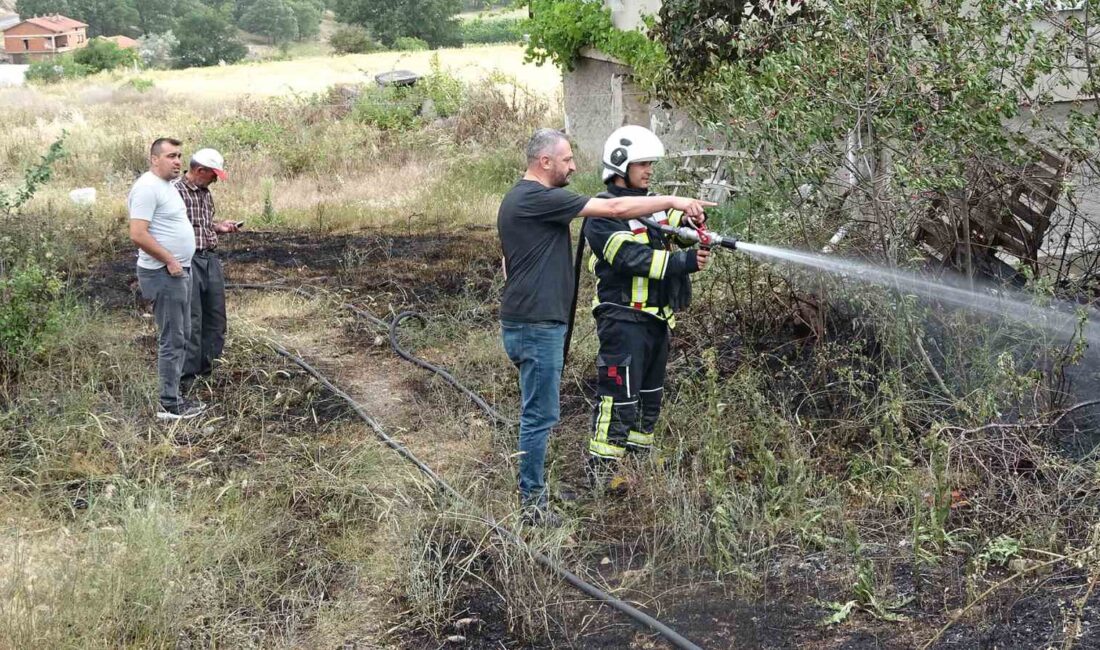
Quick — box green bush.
[207,117,288,150]
[329,24,383,54]
[25,56,91,84]
[421,55,465,117]
[73,39,140,73]
[392,36,430,51]
[351,85,423,130]
[126,77,156,92]
[0,261,72,373]
[459,17,523,44]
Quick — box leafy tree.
[131,0,184,36]
[329,23,379,54]
[137,30,178,68]
[14,0,70,19]
[172,6,246,67]
[240,0,298,44]
[18,0,138,38]
[334,0,460,47]
[289,0,322,41]
[68,0,140,37]
[73,37,139,72]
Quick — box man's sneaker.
[520,505,564,528]
[156,398,207,421]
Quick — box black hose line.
[265,339,704,650]
[389,311,515,427]
[563,221,587,364]
[229,283,706,649]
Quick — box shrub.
[126,77,156,92]
[73,39,139,74]
[420,55,465,117]
[25,56,91,84]
[351,85,423,130]
[0,261,72,373]
[458,17,523,44]
[138,31,178,69]
[173,7,248,68]
[329,24,382,54]
[207,117,288,150]
[392,36,430,51]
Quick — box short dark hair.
[150,137,182,156]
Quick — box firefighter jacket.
[583,185,700,328]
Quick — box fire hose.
[227,282,706,650]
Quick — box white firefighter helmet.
[601,125,665,182]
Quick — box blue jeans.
[501,320,566,508]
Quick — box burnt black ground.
[78,228,1100,650]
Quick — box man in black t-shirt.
[497,128,713,526]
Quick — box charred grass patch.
[0,298,415,648]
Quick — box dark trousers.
[182,250,227,387]
[137,266,191,408]
[588,316,670,459]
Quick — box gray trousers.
[137,266,191,407]
[182,250,227,386]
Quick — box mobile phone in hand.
[233,220,245,229]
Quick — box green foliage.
[652,0,815,82]
[0,137,67,216]
[172,6,247,67]
[351,61,466,129]
[24,56,91,84]
[289,0,323,41]
[521,0,664,79]
[0,138,72,374]
[459,16,523,44]
[351,85,423,130]
[137,31,178,69]
[978,535,1022,567]
[329,23,382,54]
[207,117,288,150]
[0,262,72,373]
[392,35,429,51]
[421,54,465,115]
[126,77,156,91]
[73,38,140,73]
[240,0,300,44]
[335,0,461,47]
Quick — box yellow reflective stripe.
[590,395,625,458]
[589,439,626,458]
[627,430,654,447]
[587,252,597,274]
[667,209,684,227]
[631,276,648,305]
[603,232,633,264]
[648,250,669,280]
[593,396,613,443]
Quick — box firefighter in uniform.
[584,125,710,482]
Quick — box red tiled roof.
[104,35,138,48]
[18,14,88,33]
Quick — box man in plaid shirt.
[173,148,239,394]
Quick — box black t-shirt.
[497,179,591,323]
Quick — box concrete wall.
[563,51,650,160]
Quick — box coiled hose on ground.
[227,282,705,650]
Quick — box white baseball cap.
[191,148,227,180]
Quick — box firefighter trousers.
[588,315,670,460]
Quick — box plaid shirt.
[172,176,218,250]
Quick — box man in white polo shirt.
[128,137,206,420]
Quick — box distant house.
[3,14,89,64]
[103,35,138,50]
